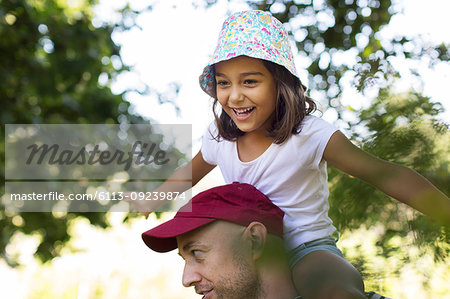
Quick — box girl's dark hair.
[212,60,316,144]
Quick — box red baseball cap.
[142,182,284,252]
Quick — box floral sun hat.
[199,10,299,97]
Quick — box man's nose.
[182,263,202,287]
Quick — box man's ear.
[243,222,267,261]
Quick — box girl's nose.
[228,86,243,104]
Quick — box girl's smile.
[231,106,255,120]
[215,55,277,136]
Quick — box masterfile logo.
[4,124,192,212]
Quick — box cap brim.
[142,217,216,253]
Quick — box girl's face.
[215,56,277,137]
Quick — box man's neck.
[258,262,298,299]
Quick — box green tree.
[0,0,183,266]
[248,0,449,115]
[328,89,449,258]
[2,0,448,269]
[0,0,126,265]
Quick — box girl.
[143,10,450,298]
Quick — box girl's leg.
[292,250,366,299]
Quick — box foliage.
[328,89,450,260]
[247,0,450,116]
[0,0,182,266]
[340,225,450,297]
[0,0,117,266]
[1,0,449,269]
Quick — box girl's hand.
[123,193,164,219]
[122,150,216,219]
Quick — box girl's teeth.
[233,107,254,115]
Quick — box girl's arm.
[129,150,216,216]
[323,130,450,226]
[150,150,216,197]
[192,150,217,186]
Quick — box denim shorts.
[287,235,343,269]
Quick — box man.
[142,182,299,299]
[142,183,389,299]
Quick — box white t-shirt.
[201,115,339,250]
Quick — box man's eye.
[192,250,202,257]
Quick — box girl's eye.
[216,80,229,87]
[244,79,257,85]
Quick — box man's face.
[177,220,262,299]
